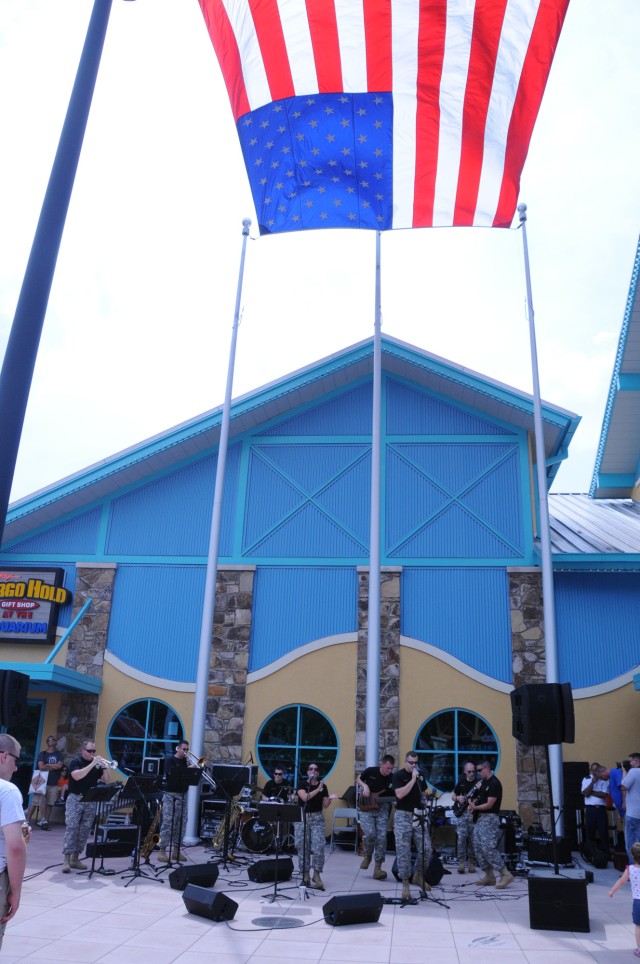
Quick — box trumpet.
[94,757,118,770]
[185,750,217,791]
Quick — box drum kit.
[209,784,296,855]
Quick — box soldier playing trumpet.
[62,740,112,873]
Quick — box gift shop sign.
[0,568,72,646]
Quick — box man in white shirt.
[0,734,28,948]
[581,762,611,858]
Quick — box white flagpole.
[184,218,251,844]
[365,231,382,766]
[517,203,564,833]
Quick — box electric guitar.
[357,787,396,812]
[452,780,482,818]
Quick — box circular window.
[414,708,498,793]
[256,705,338,784]
[107,699,184,772]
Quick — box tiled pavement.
[2,824,637,963]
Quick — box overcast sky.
[1,0,639,505]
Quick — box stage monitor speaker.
[511,682,575,745]
[247,857,293,883]
[169,863,219,891]
[182,884,238,921]
[323,892,383,926]
[528,877,589,932]
[0,670,29,728]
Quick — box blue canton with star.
[237,92,393,235]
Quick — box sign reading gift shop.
[0,568,72,647]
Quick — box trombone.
[186,750,217,791]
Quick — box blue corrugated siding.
[243,445,370,558]
[555,572,640,688]
[257,383,372,436]
[6,509,101,556]
[386,378,511,435]
[106,447,239,557]
[107,565,206,681]
[249,567,358,671]
[402,568,512,682]
[386,444,523,559]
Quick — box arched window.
[414,709,498,793]
[256,705,338,784]
[107,699,184,772]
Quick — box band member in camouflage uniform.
[468,759,513,889]
[392,751,432,901]
[452,761,479,873]
[62,740,112,873]
[356,754,394,879]
[295,763,338,890]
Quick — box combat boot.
[70,852,87,870]
[475,869,496,886]
[62,854,71,873]
[157,850,169,862]
[312,870,324,890]
[457,862,466,873]
[468,860,476,873]
[401,879,411,901]
[411,869,430,891]
[360,853,372,870]
[495,870,514,890]
[372,861,387,880]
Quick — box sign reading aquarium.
[0,568,72,646]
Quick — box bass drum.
[241,816,274,853]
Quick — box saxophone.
[140,803,162,862]
[212,799,244,850]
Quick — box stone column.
[508,567,550,831]
[59,563,116,756]
[205,567,255,763]
[355,567,401,773]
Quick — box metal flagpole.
[0,0,115,547]
[365,231,382,766]
[517,203,564,834]
[184,218,251,844]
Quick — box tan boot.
[495,870,514,890]
[173,850,188,862]
[411,869,430,891]
[372,861,387,880]
[62,854,71,873]
[401,879,411,901]
[457,862,466,873]
[156,850,169,863]
[475,870,496,886]
[312,870,324,891]
[360,853,372,870]
[302,873,311,887]
[70,853,87,870]
[468,860,476,873]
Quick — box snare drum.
[241,817,274,853]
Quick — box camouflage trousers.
[160,792,188,851]
[359,806,390,863]
[456,811,476,863]
[294,812,326,873]
[472,813,506,877]
[63,793,97,855]
[394,809,432,881]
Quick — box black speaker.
[182,884,238,921]
[247,857,293,883]
[323,892,383,926]
[85,840,133,859]
[526,835,572,864]
[528,877,589,932]
[0,670,29,728]
[169,863,219,891]
[511,682,575,745]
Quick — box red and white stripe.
[199,0,569,228]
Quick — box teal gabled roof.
[3,334,579,546]
[590,236,640,499]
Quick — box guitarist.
[452,762,479,874]
[356,754,395,880]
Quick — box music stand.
[257,802,302,902]
[154,766,201,877]
[120,774,163,887]
[80,782,123,879]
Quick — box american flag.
[198,0,569,235]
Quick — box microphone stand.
[415,786,449,909]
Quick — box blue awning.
[0,662,102,695]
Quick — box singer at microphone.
[293,763,338,891]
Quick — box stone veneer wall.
[59,564,116,756]
[204,567,255,763]
[355,568,401,772]
[509,567,551,831]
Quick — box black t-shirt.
[392,768,423,812]
[38,749,64,787]
[67,755,104,796]
[297,780,329,814]
[360,766,393,795]
[453,776,478,798]
[475,774,502,814]
[263,779,291,800]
